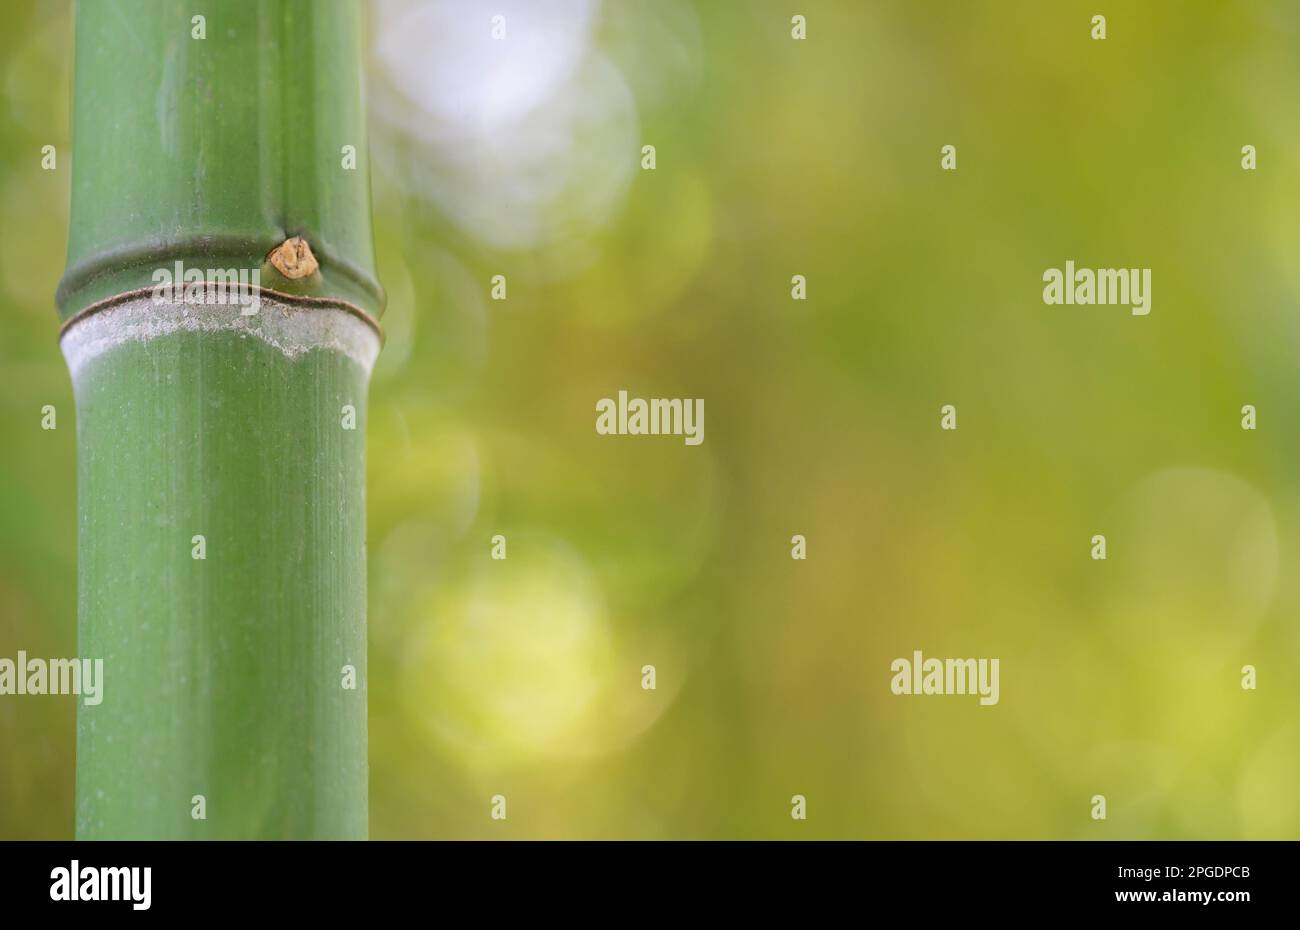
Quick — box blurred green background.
[3,0,1300,839]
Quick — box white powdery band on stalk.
[61,291,381,378]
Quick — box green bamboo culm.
[57,0,383,839]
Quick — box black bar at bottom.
[0,840,1287,916]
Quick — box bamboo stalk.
[57,0,382,839]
